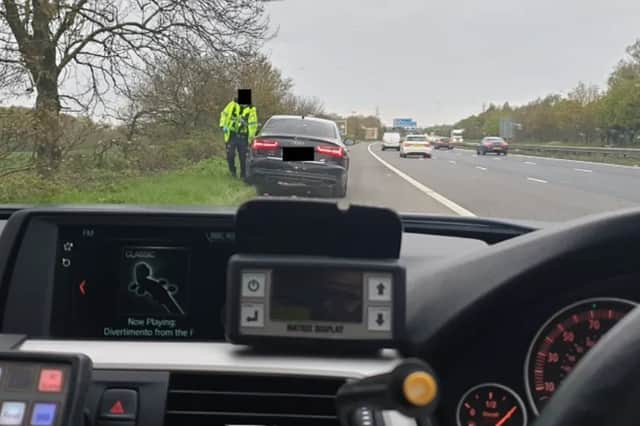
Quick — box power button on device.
[241,272,266,298]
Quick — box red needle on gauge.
[495,406,517,426]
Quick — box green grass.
[5,157,256,206]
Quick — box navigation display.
[51,225,234,340]
[270,270,363,323]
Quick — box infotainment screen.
[51,225,234,340]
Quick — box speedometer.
[524,298,636,414]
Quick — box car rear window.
[407,135,427,141]
[262,118,337,139]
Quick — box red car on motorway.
[477,137,509,155]
[433,137,453,150]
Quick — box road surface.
[343,142,640,221]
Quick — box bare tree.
[0,0,270,174]
[282,94,325,117]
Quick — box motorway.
[344,142,640,221]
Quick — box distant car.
[477,137,509,155]
[400,134,433,158]
[382,132,401,150]
[433,137,453,150]
[247,115,350,197]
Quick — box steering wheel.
[534,305,640,426]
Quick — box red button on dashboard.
[38,369,64,392]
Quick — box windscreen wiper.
[400,215,538,244]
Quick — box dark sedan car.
[477,136,509,155]
[433,136,453,149]
[246,115,350,197]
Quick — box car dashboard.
[0,205,639,426]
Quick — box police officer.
[219,89,258,179]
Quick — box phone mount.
[235,199,402,259]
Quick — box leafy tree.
[0,0,270,174]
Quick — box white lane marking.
[524,161,537,165]
[527,177,548,184]
[512,152,640,170]
[574,168,593,173]
[493,157,501,160]
[458,147,640,169]
[475,166,487,171]
[367,143,476,217]
[449,160,456,164]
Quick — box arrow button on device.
[367,307,391,331]
[367,275,392,302]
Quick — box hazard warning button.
[99,389,138,420]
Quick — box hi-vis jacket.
[219,100,258,142]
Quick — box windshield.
[2,1,640,222]
[261,118,337,139]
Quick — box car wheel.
[381,146,386,151]
[425,154,431,159]
[503,151,508,156]
[400,153,405,158]
[482,150,487,155]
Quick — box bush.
[106,129,224,173]
[0,124,230,204]
[0,173,64,203]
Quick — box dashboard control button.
[99,389,138,420]
[38,369,64,393]
[367,275,392,302]
[241,272,266,297]
[367,307,391,331]
[7,366,34,391]
[0,402,26,425]
[30,403,57,426]
[241,303,264,327]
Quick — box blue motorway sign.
[393,118,417,129]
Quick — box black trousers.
[226,133,248,178]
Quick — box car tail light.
[252,139,280,151]
[316,145,344,158]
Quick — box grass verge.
[1,157,256,205]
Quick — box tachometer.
[524,298,636,414]
[456,383,527,426]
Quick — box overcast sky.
[264,0,640,126]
